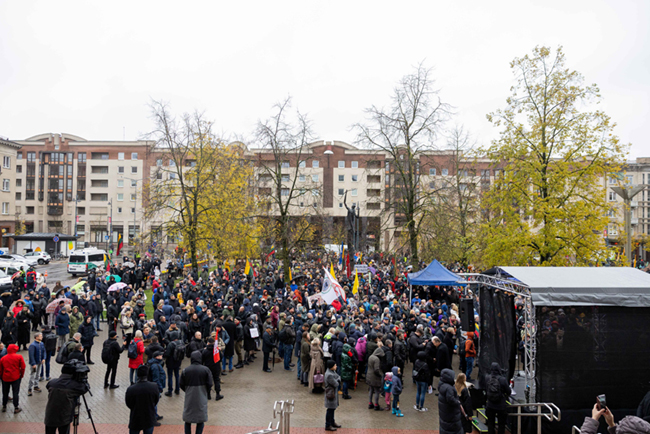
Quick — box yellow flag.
[352,269,359,294]
[244,257,251,275]
[289,267,292,281]
[225,260,231,273]
[330,262,336,277]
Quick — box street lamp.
[611,184,645,265]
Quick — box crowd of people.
[0,252,649,434]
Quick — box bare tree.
[255,97,320,277]
[354,64,451,267]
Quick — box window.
[91,166,109,174]
[339,203,343,208]
[185,159,196,167]
[169,160,175,167]
[2,202,9,214]
[130,194,136,201]
[281,188,290,196]
[90,180,108,188]
[78,152,86,163]
[281,174,290,182]
[312,160,319,168]
[131,180,137,187]
[609,191,616,201]
[90,194,108,201]
[131,167,137,174]
[351,189,358,196]
[312,175,319,182]
[131,153,138,160]
[338,161,345,168]
[131,207,136,214]
[27,152,36,162]
[91,152,109,160]
[16,165,21,173]
[156,158,163,166]
[77,207,85,215]
[118,152,124,161]
[117,180,124,188]
[26,206,34,214]
[626,175,633,185]
[169,173,176,180]
[338,175,344,182]
[15,179,21,187]
[117,207,122,214]
[351,161,358,169]
[298,175,305,182]
[2,156,10,169]
[281,161,290,169]
[352,175,358,182]
[299,202,304,208]
[16,152,22,160]
[156,172,163,180]
[338,189,344,196]
[299,161,306,168]
[429,168,436,176]
[442,168,449,176]
[2,179,9,192]
[117,194,124,201]
[15,192,20,200]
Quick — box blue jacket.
[29,340,46,366]
[391,366,403,395]
[55,312,70,336]
[148,358,166,392]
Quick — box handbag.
[325,386,335,400]
[314,370,324,384]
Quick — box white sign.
[354,264,368,274]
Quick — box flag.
[104,255,111,273]
[289,267,292,281]
[116,233,123,256]
[321,267,346,304]
[244,257,251,275]
[265,245,276,260]
[224,260,231,273]
[339,244,344,266]
[330,262,336,278]
[352,269,359,294]
[345,253,351,278]
[213,339,221,363]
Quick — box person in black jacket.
[485,362,511,434]
[44,362,89,434]
[408,327,426,364]
[125,364,161,432]
[433,337,451,389]
[78,316,96,365]
[438,368,463,434]
[103,331,126,389]
[163,331,183,396]
[222,317,237,372]
[201,337,224,401]
[262,325,275,373]
[413,351,431,411]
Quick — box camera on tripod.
[62,359,90,384]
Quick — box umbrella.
[71,281,87,291]
[108,282,127,292]
[46,298,72,314]
[11,271,20,280]
[108,274,122,282]
[123,262,135,268]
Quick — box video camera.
[62,359,90,385]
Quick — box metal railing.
[572,426,582,434]
[509,402,561,433]
[248,400,295,434]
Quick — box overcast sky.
[0,1,648,157]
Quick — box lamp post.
[106,199,112,252]
[611,184,645,265]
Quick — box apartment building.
[0,137,22,250]
[13,133,155,255]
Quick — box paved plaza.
[0,326,443,434]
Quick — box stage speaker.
[459,298,475,332]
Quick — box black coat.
[222,320,236,358]
[408,333,425,362]
[438,369,463,434]
[44,374,88,427]
[79,321,95,348]
[104,338,124,364]
[262,330,276,353]
[436,342,451,373]
[485,362,511,411]
[125,378,160,430]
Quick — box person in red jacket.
[128,330,145,385]
[0,343,26,413]
[464,332,477,381]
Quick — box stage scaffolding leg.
[524,295,536,403]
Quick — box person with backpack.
[147,351,166,424]
[438,368,464,434]
[485,362,511,434]
[41,326,57,381]
[164,331,184,396]
[280,317,296,371]
[55,333,80,365]
[0,343,25,413]
[128,330,145,385]
[102,331,126,389]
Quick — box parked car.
[0,261,44,283]
[24,251,51,265]
[0,269,11,292]
[0,253,38,268]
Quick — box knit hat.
[109,331,118,338]
[327,359,336,370]
[137,365,149,378]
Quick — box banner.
[322,267,346,303]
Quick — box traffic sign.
[105,235,110,241]
[52,236,59,242]
[152,241,157,247]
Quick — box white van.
[67,247,107,276]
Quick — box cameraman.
[44,360,89,434]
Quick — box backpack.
[101,339,114,364]
[486,374,502,403]
[279,328,289,344]
[44,333,58,353]
[55,340,74,364]
[173,341,186,362]
[127,341,138,359]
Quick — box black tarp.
[478,285,517,388]
[537,305,650,409]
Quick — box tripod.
[72,387,98,434]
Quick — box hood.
[417,351,426,360]
[440,368,455,385]
[342,343,351,353]
[338,333,346,342]
[391,366,400,377]
[310,323,319,333]
[491,362,502,375]
[357,336,366,344]
[7,344,18,354]
[190,351,202,364]
[148,358,162,365]
[372,347,384,358]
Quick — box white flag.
[322,267,346,303]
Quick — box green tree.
[480,46,627,266]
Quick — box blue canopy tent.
[407,260,467,304]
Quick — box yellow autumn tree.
[480,46,627,267]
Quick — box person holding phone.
[580,400,650,434]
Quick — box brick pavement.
[0,326,444,433]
